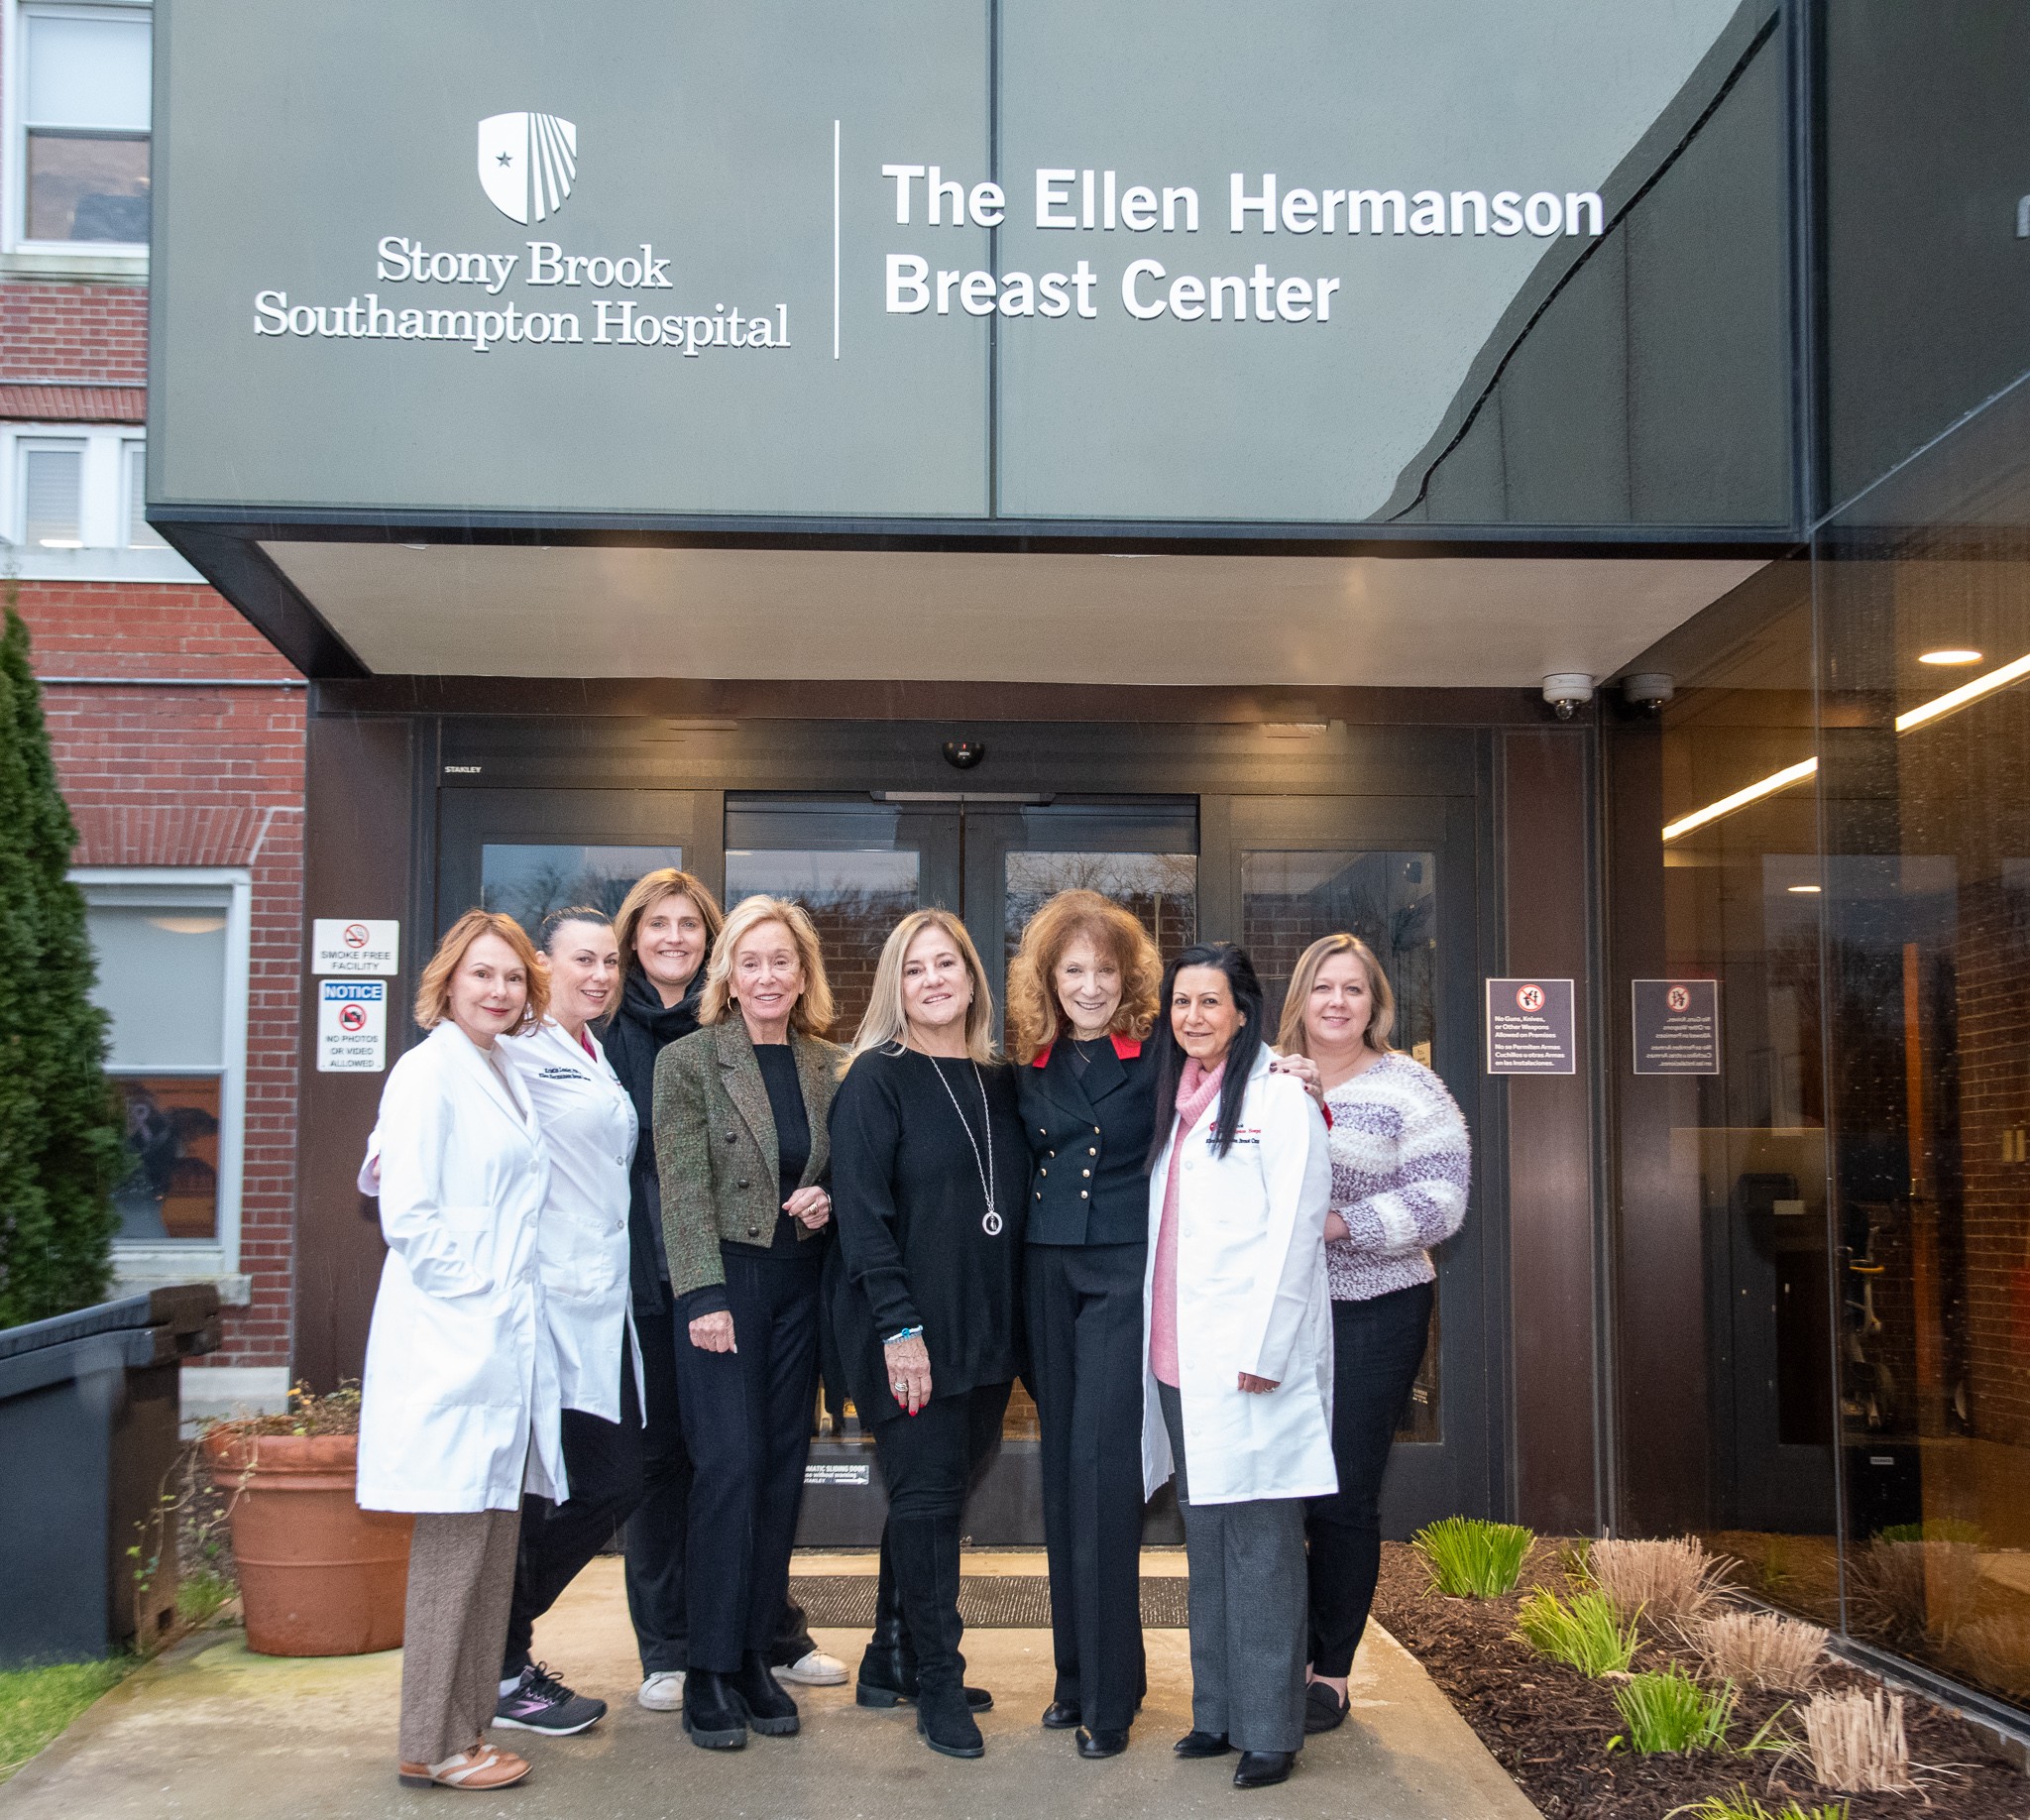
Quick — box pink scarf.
[1151,1057,1225,1387]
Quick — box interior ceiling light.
[1664,648,2030,842]
[1919,648,1982,665]
[1786,883,1821,894]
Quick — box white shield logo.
[477,112,577,225]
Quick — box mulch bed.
[1372,1540,2029,1820]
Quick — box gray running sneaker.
[494,1662,608,1735]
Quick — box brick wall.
[21,583,304,1369]
[0,281,149,381]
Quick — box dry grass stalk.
[1801,1688,1914,1793]
[1686,1609,1828,1691]
[1946,1615,2030,1698]
[1586,1536,1733,1624]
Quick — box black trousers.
[1304,1281,1434,1677]
[623,1301,694,1675]
[504,1355,647,1677]
[673,1249,823,1672]
[1024,1241,1148,1732]
[871,1382,1010,1698]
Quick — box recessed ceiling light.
[1787,883,1821,894]
[1919,648,1982,665]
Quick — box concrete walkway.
[0,1553,1537,1820]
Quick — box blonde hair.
[415,909,548,1035]
[1005,889,1161,1064]
[699,895,836,1037]
[848,909,997,1065]
[613,867,725,992]
[1274,933,1398,1059]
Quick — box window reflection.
[480,843,683,939]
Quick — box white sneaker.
[776,1648,848,1687]
[636,1670,685,1711]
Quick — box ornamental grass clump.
[1686,1610,1828,1691]
[1586,1536,1733,1625]
[1410,1517,1534,1599]
[1610,1664,1785,1757]
[1516,1589,1641,1676]
[1800,1689,1914,1793]
[1665,1789,1849,1820]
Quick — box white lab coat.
[1141,1045,1337,1507]
[357,1023,566,1513]
[498,1018,643,1423]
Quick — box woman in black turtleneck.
[604,869,724,1712]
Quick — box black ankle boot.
[916,1680,984,1759]
[681,1669,748,1750]
[733,1652,799,1736]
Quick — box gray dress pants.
[1158,1381,1308,1755]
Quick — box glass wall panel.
[1606,558,1841,1621]
[1815,378,2030,1708]
[481,843,683,938]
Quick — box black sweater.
[605,966,705,1315]
[827,1046,1028,1418]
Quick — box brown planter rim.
[202,1428,361,1482]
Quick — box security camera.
[943,739,986,770]
[1622,672,1675,712]
[1541,674,1595,721]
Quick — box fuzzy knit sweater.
[1321,1052,1471,1302]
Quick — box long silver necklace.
[922,1051,1001,1235]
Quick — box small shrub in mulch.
[1372,1539,2029,1820]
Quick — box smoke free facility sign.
[1485,977,1576,1075]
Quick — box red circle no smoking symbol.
[1516,983,1546,1013]
[1667,984,1691,1013]
[338,1005,367,1033]
[343,923,371,949]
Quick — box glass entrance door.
[726,794,1197,1543]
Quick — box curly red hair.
[1005,890,1162,1064]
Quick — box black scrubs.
[1017,1034,1158,1736]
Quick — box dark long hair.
[1146,943,1266,1167]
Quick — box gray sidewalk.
[0,1555,1538,1820]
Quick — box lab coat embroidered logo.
[477,113,577,224]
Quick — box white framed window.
[13,2,150,250]
[120,436,161,546]
[75,866,252,1290]
[0,423,191,578]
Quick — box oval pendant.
[982,1210,1003,1236]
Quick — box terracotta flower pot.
[204,1430,413,1656]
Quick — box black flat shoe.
[1041,1698,1081,1730]
[733,1651,799,1737]
[1076,1727,1129,1759]
[1174,1730,1232,1759]
[680,1669,748,1750]
[1303,1680,1348,1734]
[1233,1750,1295,1788]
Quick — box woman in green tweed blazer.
[651,895,846,1749]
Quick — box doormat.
[791,1574,1188,1630]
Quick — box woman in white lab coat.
[488,907,646,1738]
[358,909,563,1794]
[1141,943,1333,1793]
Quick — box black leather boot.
[733,1651,799,1737]
[680,1668,748,1750]
[892,1515,984,1759]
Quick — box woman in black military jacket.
[1004,891,1165,1760]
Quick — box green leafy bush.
[1665,1789,1848,1820]
[1875,1517,1983,1546]
[1410,1517,1534,1598]
[1515,1589,1641,1675]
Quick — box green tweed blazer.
[653,1016,846,1303]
